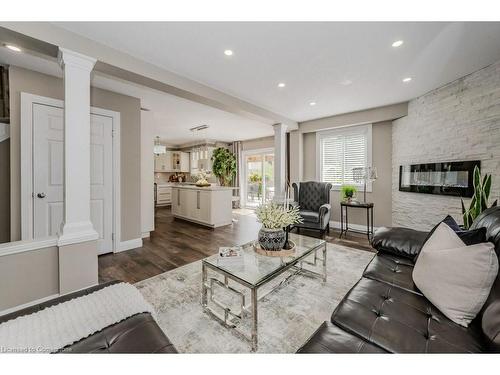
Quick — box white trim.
[116,238,143,253]
[329,220,379,233]
[57,226,98,247]
[141,232,150,239]
[0,237,58,257]
[20,93,122,253]
[89,106,121,254]
[316,123,373,192]
[0,293,60,318]
[58,48,97,71]
[240,147,274,208]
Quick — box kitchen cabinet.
[180,152,190,172]
[155,151,189,172]
[156,185,172,206]
[171,185,232,228]
[154,152,172,172]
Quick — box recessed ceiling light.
[402,77,412,83]
[5,44,21,52]
[277,82,286,88]
[309,101,317,106]
[392,40,404,48]
[224,49,233,56]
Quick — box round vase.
[258,227,286,251]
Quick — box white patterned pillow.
[413,222,498,327]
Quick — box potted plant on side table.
[340,184,358,203]
[255,202,303,254]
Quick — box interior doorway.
[241,148,274,209]
[21,93,121,255]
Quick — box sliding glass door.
[242,149,274,208]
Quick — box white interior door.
[32,103,114,254]
[90,114,113,254]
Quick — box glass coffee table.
[201,233,327,351]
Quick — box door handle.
[37,192,46,199]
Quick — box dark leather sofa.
[0,281,177,353]
[298,206,500,353]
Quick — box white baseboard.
[116,238,143,253]
[0,293,60,318]
[141,232,150,239]
[330,220,379,233]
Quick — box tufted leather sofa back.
[470,206,500,352]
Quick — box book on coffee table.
[218,246,243,265]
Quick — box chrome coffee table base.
[201,241,327,352]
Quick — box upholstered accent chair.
[292,181,332,235]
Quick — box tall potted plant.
[211,147,237,186]
[461,165,497,229]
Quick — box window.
[316,124,372,190]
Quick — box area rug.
[135,243,374,353]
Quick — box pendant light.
[154,136,166,155]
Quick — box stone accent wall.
[392,61,500,230]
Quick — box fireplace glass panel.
[399,161,480,197]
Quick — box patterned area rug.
[135,243,374,353]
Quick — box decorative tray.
[253,240,296,257]
[195,183,211,187]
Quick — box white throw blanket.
[0,282,155,353]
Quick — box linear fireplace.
[399,160,480,198]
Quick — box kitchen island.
[171,184,234,228]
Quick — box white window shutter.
[319,125,370,187]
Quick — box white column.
[273,123,287,201]
[57,48,98,246]
[289,130,303,184]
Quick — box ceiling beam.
[0,23,298,130]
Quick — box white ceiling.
[0,48,273,145]
[54,22,500,122]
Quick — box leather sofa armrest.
[319,203,331,227]
[371,227,428,261]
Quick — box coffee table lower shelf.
[201,240,327,352]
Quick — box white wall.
[392,60,500,230]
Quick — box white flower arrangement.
[255,202,303,229]
[195,169,211,185]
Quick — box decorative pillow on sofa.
[413,215,487,261]
[413,222,498,327]
[428,215,487,244]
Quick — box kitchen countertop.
[156,182,238,190]
[170,184,235,191]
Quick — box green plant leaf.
[481,191,488,211]
[211,147,236,186]
[463,212,470,229]
[483,174,492,201]
[469,194,476,211]
[461,199,467,214]
[473,165,481,191]
[467,211,475,229]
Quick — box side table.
[339,201,374,241]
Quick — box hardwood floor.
[98,207,374,284]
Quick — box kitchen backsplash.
[155,172,193,183]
